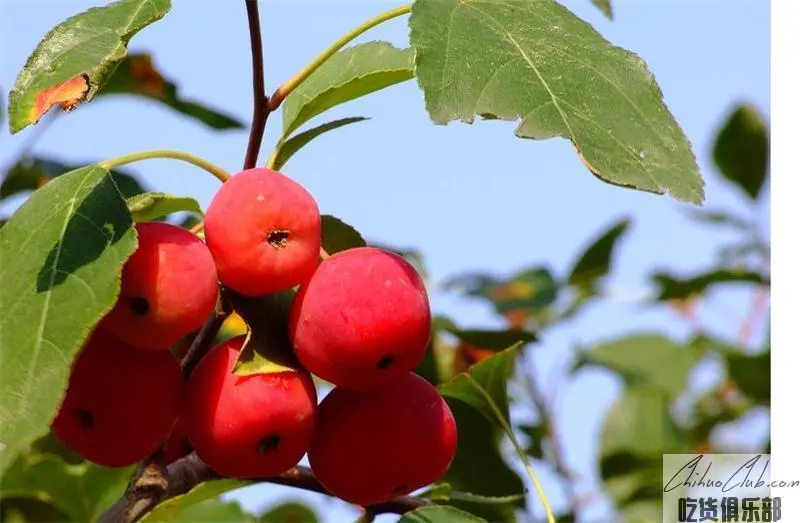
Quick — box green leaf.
[591,0,613,19]
[574,334,700,399]
[281,42,414,138]
[168,499,252,522]
[652,269,768,301]
[726,351,769,402]
[0,497,70,522]
[0,165,137,463]
[409,0,704,204]
[140,479,250,522]
[228,291,301,377]
[98,53,243,130]
[8,0,172,134]
[398,506,488,523]
[445,267,558,317]
[270,117,369,171]
[126,192,203,222]
[712,103,769,200]
[440,382,524,522]
[601,386,685,457]
[435,317,537,351]
[258,502,319,523]
[567,218,630,289]
[438,345,520,425]
[685,208,753,231]
[439,346,553,519]
[321,215,366,254]
[1,157,147,202]
[0,453,132,521]
[419,482,525,506]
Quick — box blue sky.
[0,1,769,522]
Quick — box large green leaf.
[652,269,768,301]
[567,218,630,289]
[98,53,243,130]
[438,345,554,518]
[140,479,250,522]
[166,499,252,522]
[0,453,132,521]
[409,0,704,204]
[441,402,524,522]
[8,0,172,134]
[438,345,520,425]
[126,192,203,222]
[601,386,685,457]
[1,157,147,202]
[269,117,369,171]
[398,506,488,523]
[574,334,700,399]
[281,42,414,138]
[321,214,366,254]
[258,502,319,522]
[0,165,137,464]
[712,103,769,200]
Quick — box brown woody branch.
[243,0,270,170]
[99,453,431,522]
[180,290,232,378]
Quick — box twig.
[97,451,170,523]
[738,285,770,348]
[99,453,431,522]
[520,351,581,518]
[243,0,270,170]
[180,291,232,378]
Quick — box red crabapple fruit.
[203,168,321,297]
[185,335,317,478]
[308,373,457,506]
[101,222,218,350]
[289,247,431,390]
[52,330,184,468]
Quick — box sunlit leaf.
[410,0,704,203]
[0,165,137,466]
[282,42,413,138]
[574,334,700,399]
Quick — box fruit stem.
[268,4,412,110]
[99,150,230,183]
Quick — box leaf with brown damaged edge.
[8,0,171,134]
[29,74,90,124]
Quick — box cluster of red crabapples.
[52,167,458,507]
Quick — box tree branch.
[243,0,270,170]
[180,290,232,378]
[100,453,431,522]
